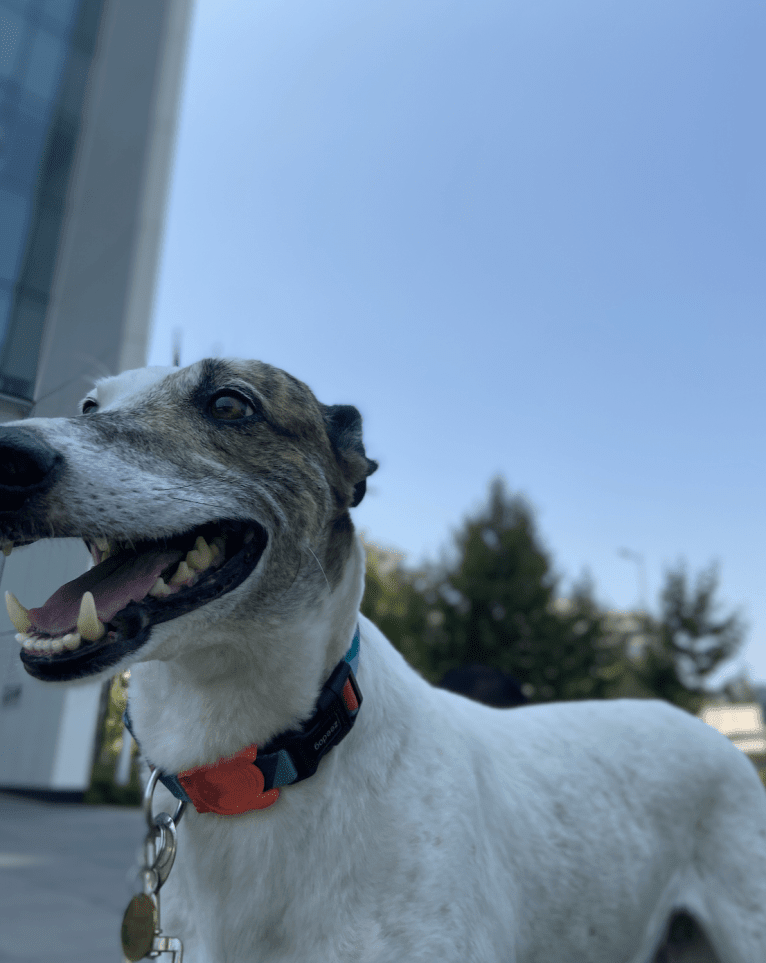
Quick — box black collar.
[123,626,362,815]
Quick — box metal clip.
[143,768,186,890]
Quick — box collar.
[123,626,362,816]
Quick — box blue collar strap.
[123,626,362,816]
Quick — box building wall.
[0,0,106,408]
[0,0,194,795]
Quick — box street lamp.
[617,547,648,611]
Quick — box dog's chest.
[155,788,491,963]
[159,840,401,963]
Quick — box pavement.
[0,792,146,963]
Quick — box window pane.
[42,0,80,28]
[24,28,66,102]
[0,9,23,80]
[0,287,10,354]
[0,290,45,399]
[2,104,49,189]
[0,188,29,280]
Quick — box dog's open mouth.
[6,520,267,681]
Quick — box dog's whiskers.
[156,493,212,507]
[307,547,330,588]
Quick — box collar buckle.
[266,660,362,783]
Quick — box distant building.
[360,536,406,576]
[699,704,766,771]
[600,608,650,659]
[0,0,194,799]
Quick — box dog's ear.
[322,404,378,507]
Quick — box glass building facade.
[0,0,194,796]
[0,0,104,403]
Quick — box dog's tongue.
[28,548,184,635]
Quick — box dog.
[1,357,765,963]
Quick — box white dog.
[2,358,765,963]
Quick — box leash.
[120,626,362,961]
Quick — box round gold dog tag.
[121,893,157,961]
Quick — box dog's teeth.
[244,529,254,544]
[5,592,32,634]
[2,542,13,557]
[76,591,106,641]
[17,623,81,655]
[169,560,193,586]
[148,577,171,598]
[186,535,213,571]
[94,537,112,560]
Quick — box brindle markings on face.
[216,360,373,589]
[80,359,373,590]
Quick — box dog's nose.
[0,427,63,514]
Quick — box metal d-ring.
[143,767,187,890]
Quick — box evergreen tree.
[425,478,622,701]
[359,482,745,713]
[625,562,745,712]
[359,536,430,673]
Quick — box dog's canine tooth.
[149,577,172,598]
[63,632,82,651]
[89,539,111,563]
[1,542,13,557]
[77,591,106,641]
[186,535,213,571]
[5,592,31,634]
[169,560,194,586]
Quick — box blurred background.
[150,0,765,696]
[0,0,764,805]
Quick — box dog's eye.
[81,399,98,415]
[209,393,255,421]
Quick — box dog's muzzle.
[0,427,268,683]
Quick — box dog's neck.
[126,535,366,775]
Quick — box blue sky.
[147,0,766,688]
